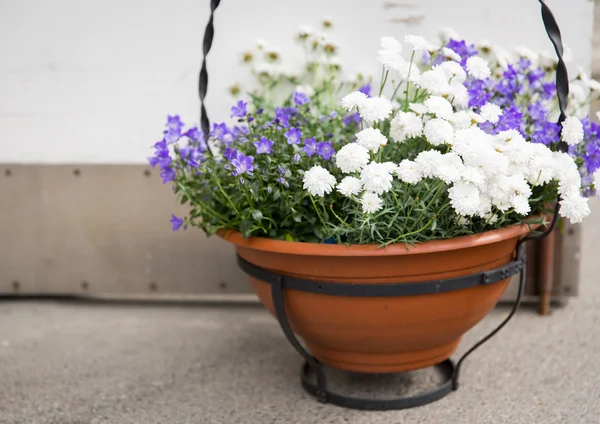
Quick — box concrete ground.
[1,201,599,424]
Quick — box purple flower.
[183,126,208,152]
[224,147,238,161]
[164,128,181,144]
[278,176,289,187]
[528,101,547,124]
[179,145,205,168]
[517,58,532,70]
[284,127,302,145]
[230,100,248,118]
[358,84,372,97]
[160,167,175,184]
[303,137,317,157]
[494,104,524,134]
[211,122,230,141]
[541,82,556,100]
[274,107,291,128]
[329,111,338,119]
[230,152,255,176]
[317,142,335,160]
[527,67,545,88]
[170,214,184,231]
[531,121,560,145]
[343,112,361,127]
[293,91,310,106]
[254,136,274,154]
[293,153,301,163]
[166,115,185,132]
[257,108,264,115]
[278,166,286,175]
[445,39,477,65]
[466,79,491,108]
[148,140,172,170]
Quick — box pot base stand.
[239,245,527,411]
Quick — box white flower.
[296,25,314,39]
[424,95,454,120]
[359,97,393,124]
[578,69,600,92]
[415,150,444,178]
[553,152,582,197]
[484,212,499,224]
[442,47,461,62]
[337,176,363,197]
[356,127,388,152]
[424,118,454,146]
[445,83,469,108]
[380,36,402,53]
[397,160,423,184]
[569,83,587,104]
[561,116,584,146]
[514,45,539,65]
[449,182,481,216]
[466,56,491,79]
[526,144,555,185]
[416,68,450,93]
[511,195,531,216]
[303,166,336,197]
[409,103,429,115]
[382,161,398,173]
[361,192,384,214]
[433,153,465,183]
[480,103,502,124]
[390,111,423,142]
[341,91,368,111]
[594,170,600,191]
[559,195,590,223]
[449,111,473,129]
[462,166,486,188]
[439,61,466,83]
[335,143,370,173]
[404,34,435,52]
[378,49,410,74]
[360,162,394,195]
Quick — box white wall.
[0,0,594,164]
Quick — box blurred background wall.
[0,0,595,298]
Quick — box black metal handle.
[198,0,221,139]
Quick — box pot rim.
[219,219,541,257]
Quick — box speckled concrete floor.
[1,200,599,424]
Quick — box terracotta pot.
[221,224,532,374]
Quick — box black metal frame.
[198,0,570,411]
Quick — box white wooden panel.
[0,0,594,163]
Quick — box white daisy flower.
[462,166,486,188]
[439,27,461,42]
[433,153,465,183]
[415,68,450,93]
[404,34,435,52]
[341,91,368,112]
[442,47,462,62]
[337,176,363,197]
[409,103,429,115]
[396,160,423,184]
[569,83,587,104]
[561,116,584,146]
[359,97,393,124]
[295,84,315,97]
[377,49,410,74]
[552,152,582,197]
[415,150,444,178]
[380,36,403,53]
[559,195,591,223]
[360,162,394,195]
[361,192,384,214]
[466,56,491,79]
[424,95,454,120]
[302,166,336,197]
[511,195,531,216]
[484,212,499,224]
[449,111,473,130]
[449,182,481,216]
[424,118,454,146]
[390,111,423,142]
[439,61,467,83]
[335,143,370,173]
[480,103,503,124]
[445,83,469,109]
[356,127,388,152]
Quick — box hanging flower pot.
[150,0,599,411]
[223,223,532,374]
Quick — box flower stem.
[404,50,416,110]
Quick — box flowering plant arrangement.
[150,23,598,246]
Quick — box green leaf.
[240,220,254,238]
[293,213,302,223]
[431,220,437,232]
[252,209,263,221]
